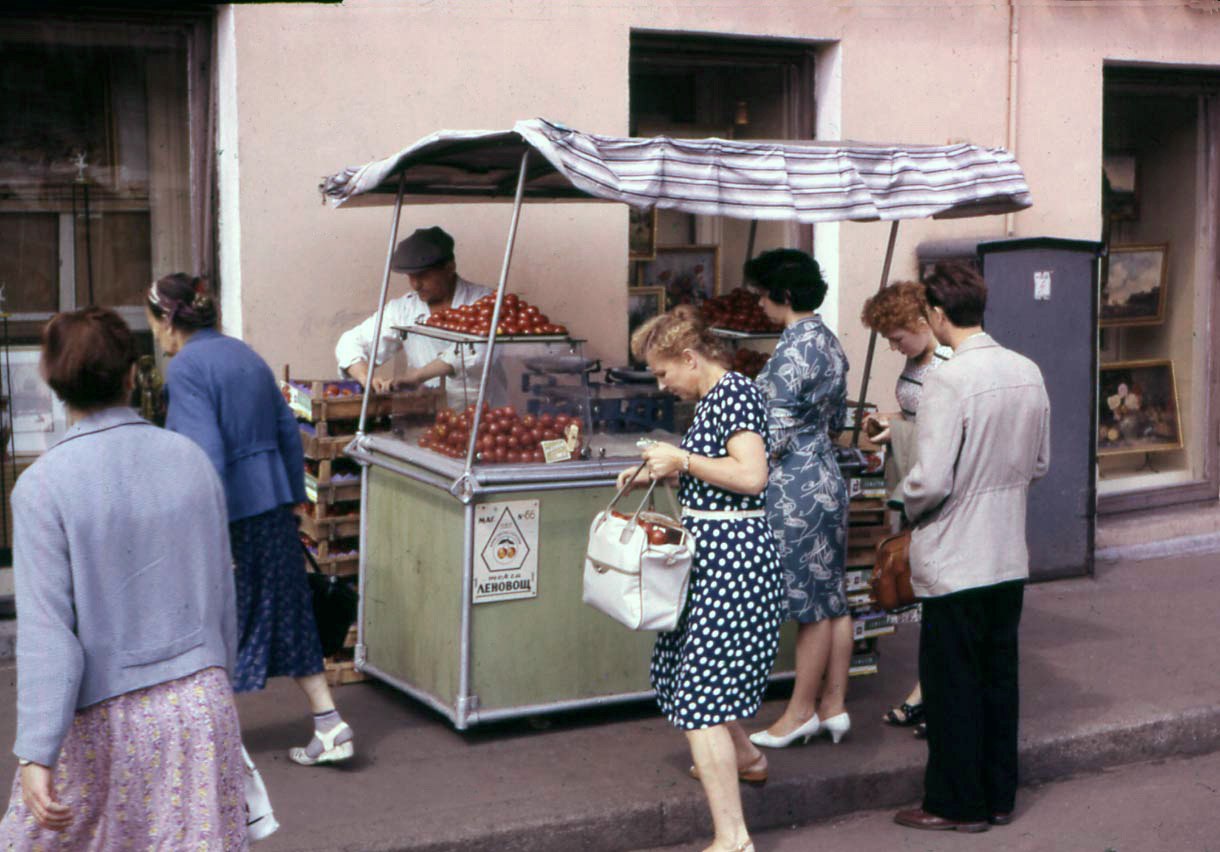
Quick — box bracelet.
[683,451,692,473]
[17,759,30,767]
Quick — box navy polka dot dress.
[650,371,785,730]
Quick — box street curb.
[1095,531,1220,564]
[360,703,1220,852]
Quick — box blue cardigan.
[165,329,307,522]
[13,408,238,767]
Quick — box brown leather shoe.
[894,808,989,833]
[989,812,1014,826]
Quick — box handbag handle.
[604,461,667,544]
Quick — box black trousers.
[918,580,1025,822]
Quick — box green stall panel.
[363,466,465,708]
[468,486,658,712]
[361,458,797,725]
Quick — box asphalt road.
[643,749,1220,852]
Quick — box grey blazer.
[12,407,237,767]
[901,334,1051,598]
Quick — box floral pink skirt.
[0,666,247,851]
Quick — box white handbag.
[583,465,695,631]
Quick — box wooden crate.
[300,427,354,461]
[303,535,359,576]
[299,494,361,521]
[324,656,368,687]
[281,377,443,425]
[297,509,360,541]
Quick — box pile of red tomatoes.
[421,293,568,337]
[731,348,771,379]
[701,287,783,334]
[418,404,583,464]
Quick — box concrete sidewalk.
[0,551,1217,851]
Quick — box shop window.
[628,32,819,347]
[0,15,210,340]
[1098,67,1220,511]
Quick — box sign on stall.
[473,499,540,604]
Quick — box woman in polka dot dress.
[617,306,784,852]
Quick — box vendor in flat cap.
[335,226,497,408]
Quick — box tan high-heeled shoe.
[688,753,768,785]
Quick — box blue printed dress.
[649,371,785,730]
[755,316,850,624]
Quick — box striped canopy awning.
[320,118,1032,222]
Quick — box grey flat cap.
[391,226,456,273]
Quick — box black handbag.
[302,543,359,657]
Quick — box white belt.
[681,508,767,520]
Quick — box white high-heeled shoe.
[820,712,851,744]
[748,713,820,748]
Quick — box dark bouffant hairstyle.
[630,304,730,367]
[42,307,137,410]
[923,261,987,328]
[742,248,828,312]
[147,273,219,330]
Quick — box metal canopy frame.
[325,120,1032,728]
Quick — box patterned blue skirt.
[230,505,325,693]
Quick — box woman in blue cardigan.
[147,273,354,767]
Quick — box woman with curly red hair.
[860,280,952,736]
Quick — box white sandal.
[289,721,354,766]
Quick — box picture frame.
[628,206,658,261]
[2,346,69,454]
[1097,359,1183,457]
[1100,243,1169,328]
[627,285,667,361]
[638,245,720,308]
[1102,152,1138,221]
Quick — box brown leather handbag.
[870,529,916,612]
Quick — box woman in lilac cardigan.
[0,308,246,847]
[147,273,353,767]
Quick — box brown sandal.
[688,754,768,785]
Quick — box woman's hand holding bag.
[584,462,695,631]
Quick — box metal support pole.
[354,460,369,668]
[456,499,476,729]
[461,150,531,476]
[851,220,901,447]
[357,170,408,437]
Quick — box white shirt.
[335,276,499,409]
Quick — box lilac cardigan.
[12,407,237,767]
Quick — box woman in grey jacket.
[0,308,247,848]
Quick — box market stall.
[319,118,1031,729]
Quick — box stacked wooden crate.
[281,374,442,685]
[838,421,903,678]
[845,496,893,676]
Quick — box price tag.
[540,439,571,463]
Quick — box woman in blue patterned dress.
[147,273,354,768]
[744,250,854,750]
[617,305,783,852]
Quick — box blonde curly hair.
[860,281,928,335]
[630,304,730,367]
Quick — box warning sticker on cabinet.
[473,499,539,604]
